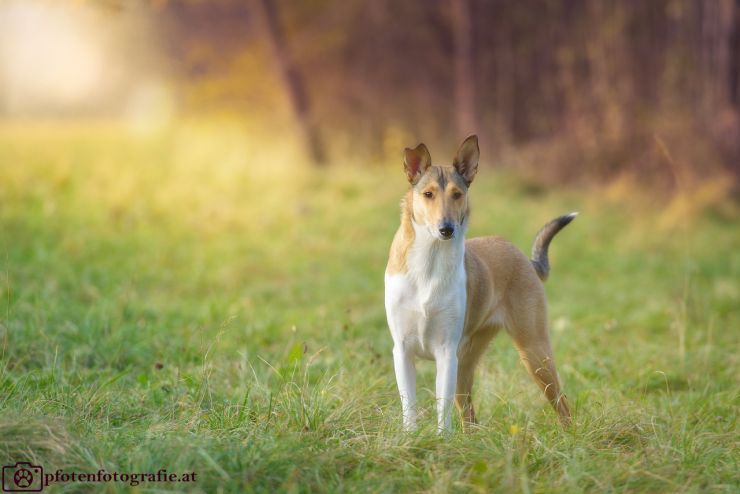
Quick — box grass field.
[0,122,738,493]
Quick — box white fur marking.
[385,219,467,432]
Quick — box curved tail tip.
[559,211,579,227]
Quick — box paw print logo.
[13,469,33,489]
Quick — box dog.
[384,135,574,432]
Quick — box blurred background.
[1,4,739,489]
[1,0,739,192]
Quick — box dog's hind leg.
[509,332,571,426]
[505,281,571,427]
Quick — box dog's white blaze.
[385,221,468,431]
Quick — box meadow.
[0,121,737,493]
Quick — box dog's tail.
[531,212,578,282]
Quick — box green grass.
[0,122,738,493]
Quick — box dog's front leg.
[435,349,458,432]
[393,345,417,431]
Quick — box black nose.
[439,226,454,239]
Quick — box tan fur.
[457,237,571,426]
[386,191,415,275]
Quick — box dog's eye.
[423,191,433,198]
[452,191,463,199]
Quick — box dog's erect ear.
[404,143,432,185]
[453,135,479,186]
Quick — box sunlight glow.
[0,1,104,113]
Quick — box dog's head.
[403,135,479,241]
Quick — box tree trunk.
[699,0,735,113]
[730,0,740,110]
[450,0,478,137]
[698,0,740,170]
[253,0,326,166]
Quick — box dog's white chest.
[385,241,467,360]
